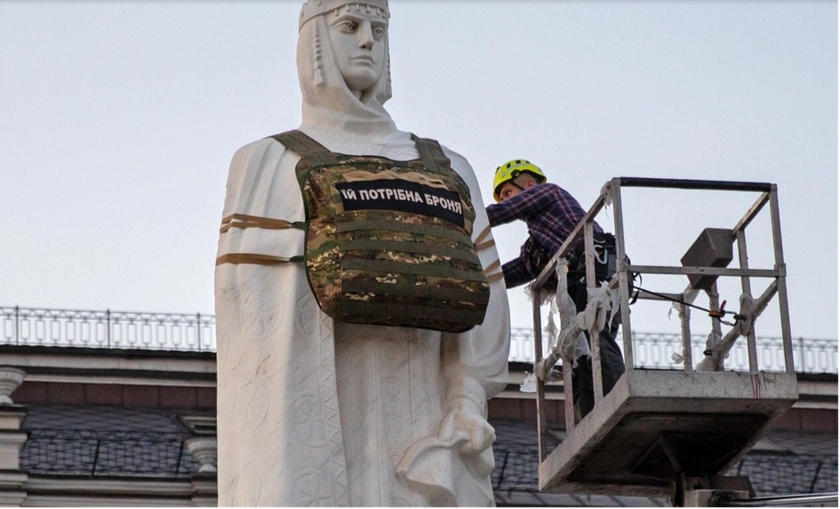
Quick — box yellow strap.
[475,225,491,244]
[483,259,503,283]
[219,253,503,281]
[215,253,302,266]
[220,214,303,234]
[484,259,501,273]
[485,272,505,283]
[474,225,495,251]
[475,239,496,251]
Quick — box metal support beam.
[768,187,795,374]
[735,228,759,372]
[609,179,634,371]
[533,287,548,462]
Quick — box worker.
[486,159,625,419]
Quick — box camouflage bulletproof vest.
[270,130,490,333]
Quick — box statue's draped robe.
[215,129,510,506]
[215,9,509,506]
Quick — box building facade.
[0,307,836,506]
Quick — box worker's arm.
[501,255,537,288]
[485,183,561,227]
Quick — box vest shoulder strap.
[411,134,451,176]
[271,130,457,182]
[268,130,340,167]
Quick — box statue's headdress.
[299,0,389,30]
[297,0,395,137]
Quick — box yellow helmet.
[492,159,547,202]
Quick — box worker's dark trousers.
[572,323,626,419]
[568,268,626,420]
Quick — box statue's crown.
[299,0,389,29]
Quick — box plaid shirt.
[486,183,601,288]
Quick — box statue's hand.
[397,396,496,506]
[437,396,495,455]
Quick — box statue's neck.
[298,124,419,161]
[301,100,398,139]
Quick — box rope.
[634,285,746,327]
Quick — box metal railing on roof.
[0,306,215,352]
[510,328,837,374]
[1,306,836,374]
[20,429,199,478]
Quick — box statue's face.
[326,6,387,95]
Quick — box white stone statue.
[215,0,510,505]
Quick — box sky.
[0,0,837,342]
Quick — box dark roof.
[21,405,204,478]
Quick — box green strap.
[336,219,472,246]
[411,134,451,176]
[340,238,481,264]
[343,279,487,305]
[341,258,487,282]
[268,130,341,167]
[340,300,487,325]
[271,131,461,194]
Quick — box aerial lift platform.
[529,177,799,506]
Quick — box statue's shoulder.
[231,137,286,166]
[222,135,300,214]
[224,136,297,202]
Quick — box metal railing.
[0,306,215,352]
[510,329,838,374]
[1,306,835,374]
[20,429,199,478]
[528,178,801,461]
